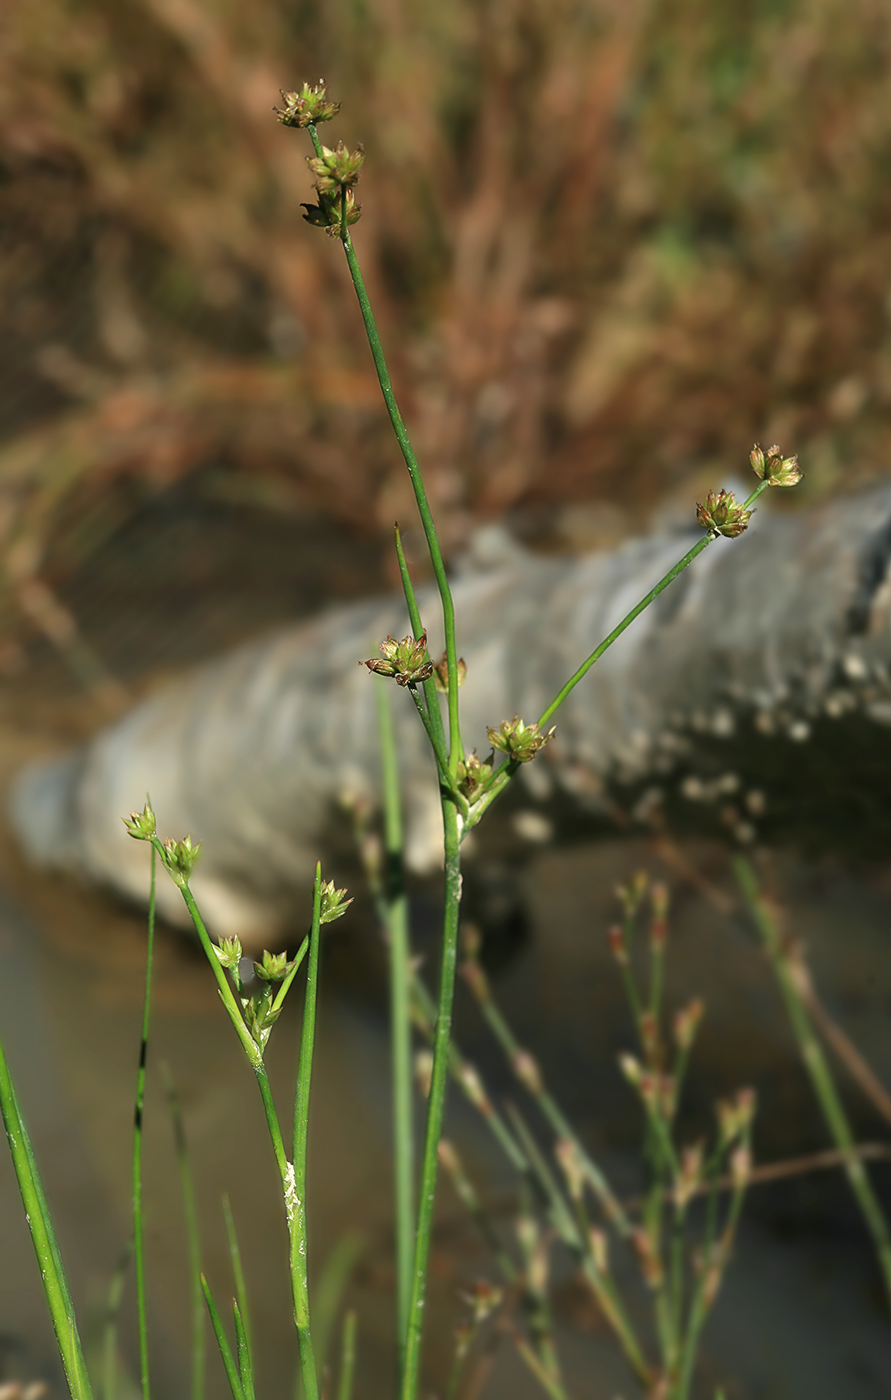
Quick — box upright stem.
[291,865,324,1400]
[133,843,156,1400]
[375,679,415,1382]
[336,214,462,771]
[401,799,462,1400]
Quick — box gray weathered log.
[11,487,891,946]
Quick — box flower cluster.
[162,834,201,888]
[123,799,156,841]
[487,715,555,763]
[363,632,434,687]
[695,488,753,539]
[750,442,803,487]
[274,81,340,128]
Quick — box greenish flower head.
[274,80,340,128]
[307,140,365,192]
[254,949,290,982]
[456,751,492,800]
[123,799,156,841]
[750,442,803,487]
[319,878,353,924]
[363,631,434,687]
[487,715,555,763]
[162,834,201,888]
[696,488,753,538]
[213,935,243,971]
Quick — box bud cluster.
[363,631,434,688]
[487,715,555,763]
[162,834,201,888]
[456,751,492,800]
[750,442,803,488]
[696,488,753,539]
[275,80,341,128]
[123,799,156,841]
[319,878,353,924]
[307,140,365,191]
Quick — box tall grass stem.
[375,678,415,1379]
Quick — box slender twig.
[735,856,891,1313]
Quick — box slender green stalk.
[132,842,156,1400]
[464,480,772,834]
[326,171,461,770]
[337,1311,357,1400]
[312,1232,365,1378]
[201,1275,246,1400]
[160,850,319,1396]
[102,1242,132,1400]
[401,798,463,1400]
[735,856,891,1311]
[222,1195,252,1376]
[233,1301,255,1400]
[290,865,324,1400]
[375,678,415,1380]
[538,480,769,730]
[0,1038,94,1399]
[163,1065,205,1400]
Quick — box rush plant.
[0,79,823,1400]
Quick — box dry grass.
[2,0,891,673]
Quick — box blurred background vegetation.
[2,0,891,710]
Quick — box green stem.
[375,678,415,1381]
[735,856,891,1313]
[0,1040,94,1398]
[401,799,462,1400]
[337,1311,357,1400]
[464,481,771,833]
[133,843,156,1400]
[162,854,319,1394]
[335,208,462,771]
[102,1242,132,1400]
[291,864,324,1400]
[201,1274,246,1400]
[222,1195,252,1376]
